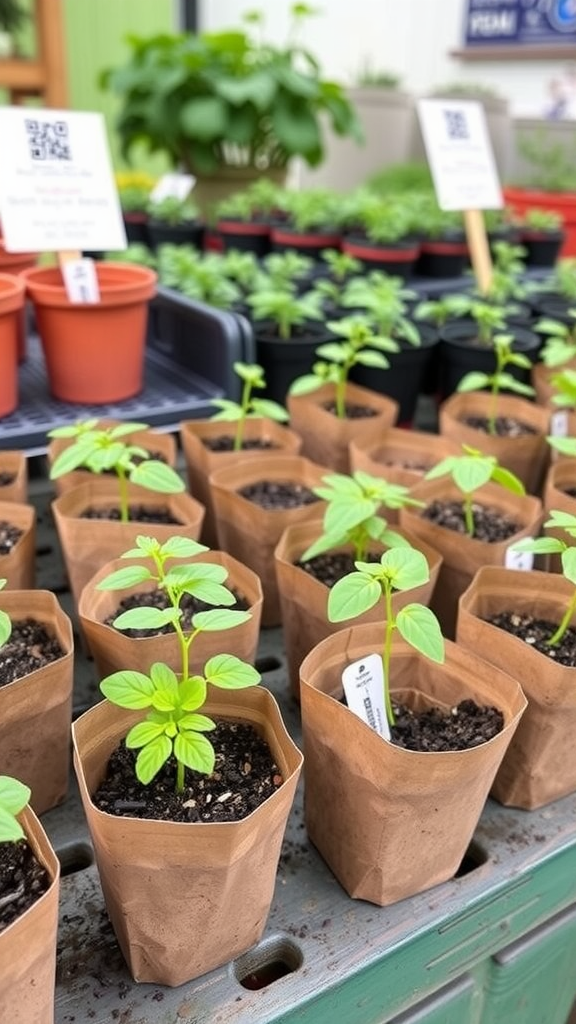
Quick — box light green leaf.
[165,563,228,586]
[179,674,207,711]
[204,653,261,689]
[457,371,490,393]
[562,546,576,586]
[250,398,289,421]
[161,536,209,558]
[97,565,154,590]
[100,670,155,708]
[490,465,526,495]
[125,720,167,749]
[109,422,148,438]
[382,546,429,591]
[354,350,390,369]
[546,509,576,533]
[324,496,377,535]
[0,776,30,815]
[289,374,322,396]
[113,606,179,631]
[396,604,445,663]
[453,457,494,494]
[425,456,457,481]
[300,530,346,561]
[178,713,216,732]
[192,608,251,632]
[327,572,381,622]
[174,731,215,774]
[0,805,25,842]
[0,610,11,648]
[186,581,236,606]
[512,536,564,554]
[135,735,172,784]
[130,460,185,493]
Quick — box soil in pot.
[422,501,521,542]
[80,504,183,524]
[238,481,320,511]
[0,520,23,552]
[461,415,539,438]
[389,698,503,751]
[486,611,576,667]
[0,839,50,933]
[300,551,378,587]
[91,721,282,823]
[104,586,249,637]
[202,435,279,453]
[0,620,64,686]
[321,400,377,419]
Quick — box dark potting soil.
[384,459,428,472]
[104,587,249,637]
[299,551,379,588]
[0,520,23,554]
[92,721,283,823]
[0,620,65,687]
[390,698,504,752]
[486,611,576,666]
[80,505,182,524]
[202,436,278,453]
[0,472,15,486]
[463,415,538,438]
[238,480,320,511]
[322,401,378,419]
[422,500,520,542]
[563,487,576,499]
[0,840,50,933]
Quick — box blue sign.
[464,0,576,46]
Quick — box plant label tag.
[550,410,569,437]
[60,257,100,304]
[341,654,390,740]
[505,543,534,571]
[150,173,196,203]
[416,99,502,211]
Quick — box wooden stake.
[463,209,493,296]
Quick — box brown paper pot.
[0,807,60,1024]
[542,459,576,573]
[79,550,263,678]
[287,381,398,473]
[180,417,302,548]
[0,590,74,814]
[399,478,543,640]
[458,565,576,809]
[0,499,36,590]
[439,391,550,494]
[300,621,526,906]
[47,420,178,497]
[531,360,556,408]
[209,454,329,627]
[72,688,303,986]
[52,479,205,610]
[0,451,27,504]
[274,518,443,698]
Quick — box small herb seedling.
[210,362,288,451]
[413,293,471,327]
[301,470,423,563]
[320,248,362,281]
[425,446,525,537]
[289,316,398,418]
[511,510,576,646]
[535,311,576,368]
[247,288,323,341]
[328,546,445,725]
[98,534,260,791]
[48,420,185,524]
[456,333,535,435]
[0,775,31,843]
[549,367,576,409]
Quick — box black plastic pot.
[521,229,565,268]
[123,213,149,247]
[438,320,541,401]
[270,225,342,259]
[342,235,420,279]
[529,295,575,324]
[217,219,271,257]
[417,233,468,279]
[147,219,205,252]
[252,322,335,405]
[350,322,439,426]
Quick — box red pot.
[504,186,576,257]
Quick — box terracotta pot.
[0,806,60,1024]
[23,262,157,404]
[72,687,303,985]
[300,621,526,906]
[275,517,443,698]
[47,420,178,497]
[52,479,205,611]
[0,244,35,362]
[209,454,328,627]
[0,499,36,590]
[542,459,576,572]
[0,451,27,504]
[179,417,302,548]
[0,273,24,415]
[79,549,263,678]
[504,185,576,258]
[439,391,550,495]
[287,381,398,473]
[0,590,74,814]
[399,478,543,639]
[531,360,560,408]
[458,566,576,808]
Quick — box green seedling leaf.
[97,565,154,590]
[0,776,30,816]
[130,460,184,493]
[192,608,251,632]
[548,436,576,457]
[159,536,209,559]
[125,720,167,748]
[425,455,457,480]
[250,398,289,421]
[562,546,576,586]
[0,805,26,842]
[113,606,180,631]
[458,371,491,392]
[178,713,215,732]
[164,562,228,586]
[100,670,156,708]
[204,653,261,689]
[289,374,322,396]
[185,581,236,606]
[381,546,429,591]
[490,465,526,495]
[354,350,390,369]
[545,510,576,533]
[396,604,445,663]
[512,536,564,554]
[328,572,381,621]
[109,422,148,438]
[135,734,172,784]
[453,457,494,493]
[0,609,11,648]
[179,675,207,710]
[174,732,215,774]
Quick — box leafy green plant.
[511,510,576,645]
[535,311,576,368]
[342,271,420,345]
[215,178,285,221]
[413,293,471,328]
[48,420,185,524]
[98,534,260,790]
[516,128,576,193]
[157,246,240,308]
[458,299,507,347]
[106,243,156,269]
[281,188,342,232]
[320,248,362,281]
[210,361,288,450]
[364,162,432,196]
[0,578,11,648]
[549,367,576,409]
[522,208,563,232]
[456,333,535,434]
[543,260,576,301]
[328,546,444,725]
[289,315,398,417]
[147,196,200,225]
[247,287,322,340]
[425,446,525,537]
[301,470,422,562]
[117,184,152,215]
[351,193,412,244]
[260,250,314,291]
[220,250,260,291]
[0,775,30,842]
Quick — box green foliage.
[536,311,576,368]
[320,248,362,281]
[280,188,343,232]
[0,775,30,843]
[0,578,11,650]
[210,361,288,450]
[105,243,156,269]
[247,287,322,340]
[457,333,535,434]
[328,546,444,726]
[146,195,200,225]
[220,250,260,291]
[516,129,576,193]
[48,420,184,524]
[413,293,471,327]
[341,271,419,341]
[347,191,412,244]
[511,510,576,645]
[522,207,563,231]
[260,250,314,291]
[550,367,576,409]
[364,162,433,195]
[486,241,529,305]
[215,178,286,220]
[117,184,151,214]
[544,260,576,301]
[425,445,525,537]
[157,245,240,308]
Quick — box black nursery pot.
[520,229,565,268]
[438,320,541,401]
[252,322,335,405]
[350,322,439,426]
[528,295,575,324]
[217,219,271,257]
[341,235,420,279]
[147,219,205,252]
[416,233,468,279]
[270,225,342,259]
[123,212,149,246]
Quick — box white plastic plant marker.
[550,410,569,438]
[60,256,100,304]
[505,544,534,571]
[150,173,196,203]
[341,653,390,740]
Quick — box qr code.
[443,109,469,141]
[24,119,71,161]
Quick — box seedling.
[535,311,576,368]
[301,470,423,563]
[320,248,362,281]
[0,776,30,843]
[413,293,471,327]
[328,546,445,725]
[342,272,419,343]
[511,510,576,646]
[0,578,11,648]
[425,446,525,537]
[289,316,398,418]
[146,195,200,225]
[98,534,260,791]
[523,208,562,232]
[260,251,314,291]
[549,367,576,409]
[456,333,535,434]
[210,361,288,450]
[48,419,185,524]
[247,288,323,341]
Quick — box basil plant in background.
[210,361,288,451]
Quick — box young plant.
[259,251,314,291]
[456,333,535,435]
[511,510,576,646]
[549,367,576,409]
[289,315,398,417]
[328,546,445,725]
[425,446,525,537]
[342,271,419,342]
[210,361,288,450]
[98,534,260,791]
[247,288,323,341]
[0,775,30,843]
[523,208,562,232]
[48,420,185,523]
[301,470,423,563]
[413,293,471,328]
[146,195,200,225]
[320,248,362,281]
[535,311,576,368]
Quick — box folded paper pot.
[299,622,526,906]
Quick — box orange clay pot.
[0,273,25,416]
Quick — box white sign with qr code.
[341,654,390,741]
[0,107,126,253]
[417,99,503,212]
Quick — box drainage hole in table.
[255,655,282,674]
[57,841,95,877]
[455,839,488,877]
[234,937,303,990]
